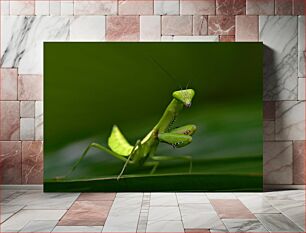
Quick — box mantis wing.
[108,125,134,156]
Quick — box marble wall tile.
[216,0,246,15]
[264,120,275,141]
[18,75,43,100]
[180,0,215,15]
[0,141,22,184]
[50,1,61,16]
[1,0,10,15]
[106,16,139,41]
[298,16,305,78]
[246,0,274,15]
[219,35,235,42]
[162,16,192,36]
[140,16,161,41]
[35,101,43,141]
[0,101,19,140]
[263,101,275,120]
[210,199,256,219]
[161,35,219,41]
[154,0,179,15]
[208,16,235,35]
[61,1,74,16]
[236,15,258,41]
[193,16,208,35]
[20,101,35,118]
[260,16,298,100]
[70,16,106,41]
[20,118,35,140]
[10,1,35,15]
[1,16,70,74]
[22,141,43,184]
[35,1,50,16]
[298,78,305,100]
[293,140,305,184]
[293,0,305,15]
[275,101,305,140]
[0,68,17,100]
[275,0,293,15]
[74,1,117,15]
[264,141,293,184]
[119,0,153,15]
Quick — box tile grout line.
[136,192,150,232]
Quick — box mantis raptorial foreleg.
[67,142,127,177]
[151,155,192,173]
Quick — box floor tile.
[77,193,116,201]
[177,193,210,204]
[210,199,256,219]
[222,219,268,232]
[264,190,305,201]
[148,206,181,221]
[238,196,279,213]
[20,220,58,232]
[150,193,178,206]
[146,220,184,233]
[184,229,210,233]
[52,225,103,232]
[1,204,24,223]
[206,193,236,199]
[0,209,66,232]
[256,213,303,232]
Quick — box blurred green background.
[44,42,263,192]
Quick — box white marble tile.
[298,78,305,100]
[206,193,236,199]
[161,35,219,41]
[154,0,179,15]
[61,1,74,16]
[256,213,303,232]
[20,220,58,232]
[1,16,70,74]
[35,1,50,15]
[70,16,106,41]
[264,120,275,140]
[35,101,43,140]
[1,204,24,223]
[20,118,35,140]
[53,226,104,232]
[263,141,293,184]
[116,192,143,198]
[238,196,279,214]
[6,191,79,210]
[1,209,66,232]
[223,219,268,232]
[0,190,16,201]
[140,16,161,41]
[74,1,117,15]
[20,101,35,118]
[10,1,35,15]
[264,190,305,201]
[148,206,181,221]
[275,101,305,140]
[146,220,184,233]
[260,16,298,100]
[177,193,210,203]
[112,195,143,207]
[150,193,178,206]
[50,1,61,16]
[1,0,10,15]
[298,16,305,78]
[180,204,222,229]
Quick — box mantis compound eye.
[185,103,191,108]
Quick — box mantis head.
[172,89,195,108]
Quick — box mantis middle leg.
[151,155,192,173]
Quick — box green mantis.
[69,89,196,180]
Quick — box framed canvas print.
[44,42,263,192]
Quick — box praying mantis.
[69,89,196,180]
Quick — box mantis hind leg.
[143,161,160,174]
[151,155,192,173]
[67,142,127,177]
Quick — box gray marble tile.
[264,190,305,201]
[222,219,268,232]
[148,206,181,221]
[260,16,298,100]
[1,16,70,74]
[0,204,24,223]
[52,226,103,232]
[177,193,209,204]
[256,214,303,232]
[238,196,279,214]
[206,193,236,199]
[20,220,58,232]
[150,193,178,206]
[298,16,305,78]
